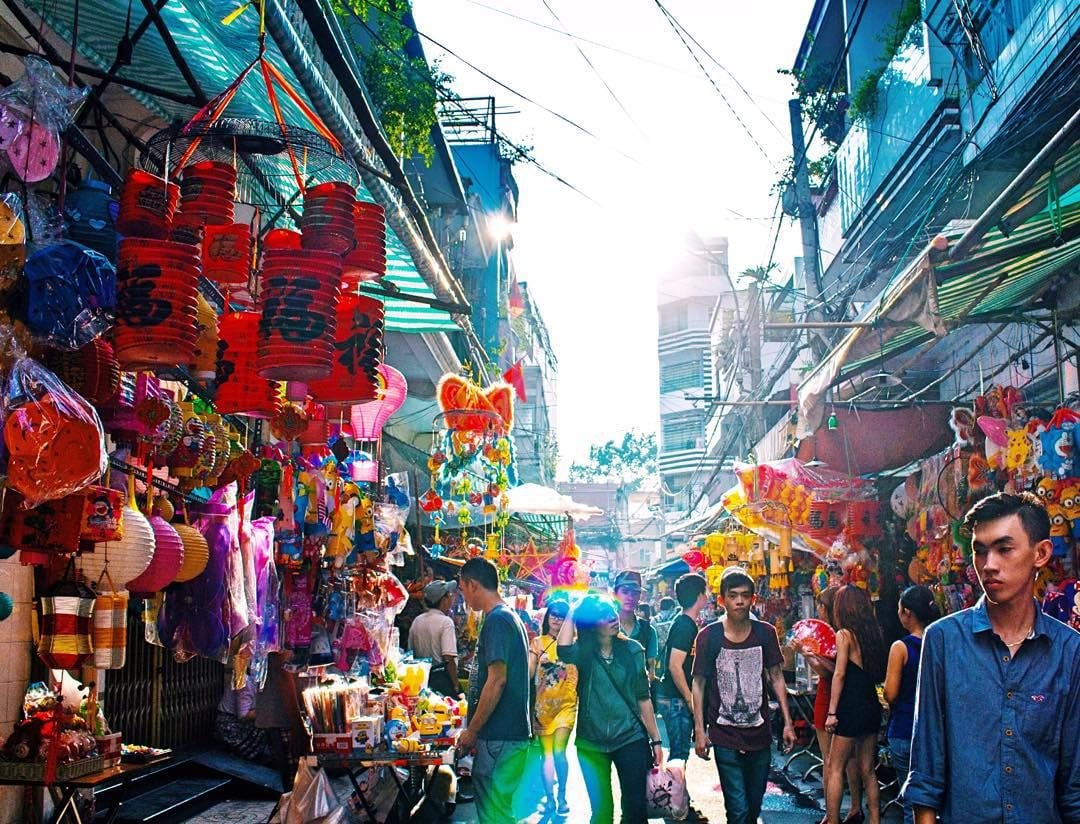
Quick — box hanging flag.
[503,359,527,403]
[508,278,525,319]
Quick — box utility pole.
[788,97,830,360]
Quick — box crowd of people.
[215,491,1080,823]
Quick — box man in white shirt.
[408,578,460,695]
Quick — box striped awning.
[24,0,458,333]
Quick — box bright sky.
[411,0,814,475]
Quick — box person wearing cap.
[613,570,660,684]
[408,578,460,696]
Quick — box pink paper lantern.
[350,364,407,440]
[126,516,186,597]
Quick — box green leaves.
[568,430,657,488]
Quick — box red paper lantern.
[255,247,342,382]
[215,310,281,418]
[306,293,384,407]
[342,201,386,286]
[202,223,252,285]
[113,238,201,369]
[116,169,177,239]
[300,181,356,255]
[44,338,120,406]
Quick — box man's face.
[459,579,479,611]
[972,513,1050,605]
[694,591,709,612]
[614,585,641,613]
[720,585,754,619]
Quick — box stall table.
[0,757,173,824]
[311,748,453,821]
[784,686,824,779]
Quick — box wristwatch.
[650,739,662,747]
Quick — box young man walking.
[693,568,796,824]
[657,573,708,762]
[903,492,1080,823]
[456,557,531,823]
[613,570,659,680]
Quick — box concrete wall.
[0,558,35,821]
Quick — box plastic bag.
[271,759,344,824]
[645,759,689,820]
[0,193,27,293]
[22,241,116,349]
[3,357,106,508]
[0,56,86,184]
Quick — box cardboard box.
[96,733,122,768]
[312,733,353,755]
[349,716,383,752]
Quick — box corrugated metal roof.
[25,0,457,333]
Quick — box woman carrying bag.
[556,593,664,824]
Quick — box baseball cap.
[423,579,458,605]
[612,570,643,591]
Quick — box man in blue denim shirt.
[903,492,1080,823]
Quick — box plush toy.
[1005,428,1030,474]
[1059,482,1080,538]
[1035,477,1060,504]
[1046,503,1070,557]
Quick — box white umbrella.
[505,483,603,522]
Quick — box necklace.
[1001,626,1033,649]
[598,648,614,663]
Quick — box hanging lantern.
[126,515,185,597]
[215,310,281,418]
[172,160,236,243]
[300,181,356,255]
[351,364,408,440]
[115,169,177,240]
[172,522,209,583]
[91,570,128,670]
[307,294,384,407]
[113,238,201,369]
[44,338,121,406]
[64,178,119,261]
[37,570,95,671]
[202,222,252,285]
[77,473,155,590]
[256,246,342,381]
[341,201,386,287]
[189,292,220,380]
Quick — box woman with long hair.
[529,597,578,819]
[557,593,664,823]
[824,586,887,824]
[805,586,863,823]
[883,586,940,824]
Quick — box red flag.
[508,278,525,319]
[503,359,527,403]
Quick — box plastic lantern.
[350,364,407,440]
[126,515,185,597]
[172,523,209,583]
[215,310,281,419]
[78,474,155,590]
[307,294,384,407]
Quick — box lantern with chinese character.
[113,238,201,369]
[342,201,386,286]
[215,310,281,418]
[307,294,383,406]
[116,169,177,240]
[202,223,252,285]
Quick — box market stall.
[0,43,465,813]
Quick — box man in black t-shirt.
[456,558,530,823]
[657,573,707,762]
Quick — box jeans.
[889,736,914,824]
[656,695,693,762]
[473,738,531,824]
[577,738,652,823]
[713,745,771,824]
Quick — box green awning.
[840,190,1080,377]
[25,0,458,333]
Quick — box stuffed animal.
[1060,482,1080,539]
[1046,503,1070,557]
[1005,429,1030,474]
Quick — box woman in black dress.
[824,586,886,824]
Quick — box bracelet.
[827,712,837,717]
[650,739,662,747]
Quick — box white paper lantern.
[78,474,155,591]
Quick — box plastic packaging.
[22,241,116,348]
[0,193,27,293]
[3,357,106,507]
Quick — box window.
[662,412,705,451]
[659,303,688,335]
[660,357,703,393]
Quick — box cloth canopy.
[504,484,603,522]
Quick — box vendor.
[407,578,460,696]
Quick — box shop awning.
[798,187,1080,435]
[644,555,689,581]
[21,0,459,333]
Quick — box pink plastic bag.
[645,759,689,820]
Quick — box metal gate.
[102,605,223,748]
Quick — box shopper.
[613,571,659,683]
[824,586,886,824]
[529,597,578,818]
[456,557,531,824]
[883,585,939,824]
[904,492,1080,823]
[692,567,796,824]
[656,572,707,762]
[256,651,306,791]
[804,586,862,824]
[408,578,460,696]
[557,593,664,824]
[652,596,679,657]
[213,667,267,761]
